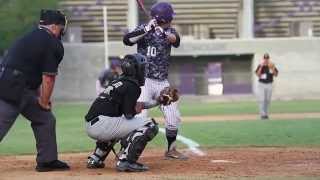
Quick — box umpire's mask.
[39,9,68,39]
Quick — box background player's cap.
[110,58,121,69]
[263,53,270,59]
[39,9,67,26]
[150,2,175,24]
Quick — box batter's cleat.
[35,160,70,172]
[87,157,105,169]
[165,148,188,160]
[261,115,269,120]
[116,160,149,172]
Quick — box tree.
[0,0,59,54]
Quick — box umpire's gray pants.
[257,82,273,117]
[0,89,58,163]
[86,115,152,142]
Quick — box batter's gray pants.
[257,82,273,117]
[0,89,58,163]
[137,78,181,131]
[86,115,152,142]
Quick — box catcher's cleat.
[165,148,188,160]
[87,157,105,169]
[116,160,149,172]
[35,160,70,172]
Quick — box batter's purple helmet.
[150,2,175,24]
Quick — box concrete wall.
[54,38,320,101]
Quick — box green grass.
[0,100,320,155]
[49,99,320,117]
[180,119,320,147]
[150,99,320,117]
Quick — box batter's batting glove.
[155,26,164,36]
[157,87,179,106]
[144,19,157,32]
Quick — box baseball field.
[0,99,320,180]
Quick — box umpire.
[0,10,70,172]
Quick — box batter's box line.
[158,128,206,157]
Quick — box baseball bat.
[136,0,151,19]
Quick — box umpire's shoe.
[35,160,70,172]
[116,160,149,172]
[87,156,105,169]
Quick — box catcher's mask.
[121,53,147,86]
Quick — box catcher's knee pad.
[91,140,117,162]
[120,119,158,163]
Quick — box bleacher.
[255,0,320,38]
[59,0,320,42]
[168,0,241,39]
[59,0,128,42]
[60,0,242,42]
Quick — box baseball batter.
[123,2,187,160]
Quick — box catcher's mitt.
[158,87,179,106]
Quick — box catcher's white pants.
[86,115,152,141]
[137,78,181,130]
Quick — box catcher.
[85,53,179,172]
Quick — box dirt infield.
[1,148,320,180]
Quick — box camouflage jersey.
[123,24,180,80]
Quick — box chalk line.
[158,128,206,156]
[211,160,239,164]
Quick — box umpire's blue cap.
[39,9,67,26]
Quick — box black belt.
[0,67,4,78]
[1,67,23,76]
[87,117,100,126]
[1,67,39,90]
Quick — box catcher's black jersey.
[85,76,141,121]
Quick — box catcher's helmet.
[150,2,175,24]
[121,53,147,86]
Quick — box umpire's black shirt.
[2,28,64,90]
[85,76,141,121]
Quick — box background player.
[95,58,122,95]
[86,54,159,172]
[255,53,279,119]
[123,2,187,160]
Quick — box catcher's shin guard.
[87,140,116,168]
[119,119,158,163]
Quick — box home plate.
[211,160,238,164]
